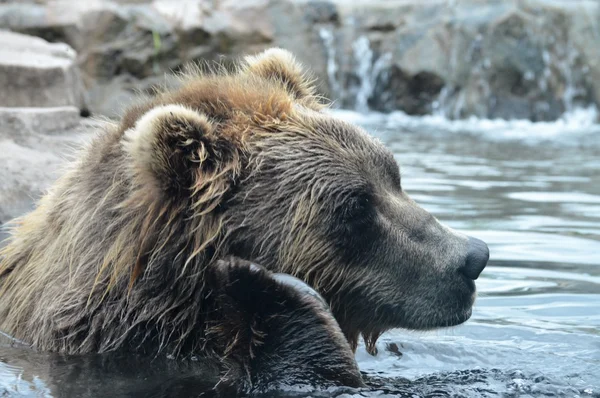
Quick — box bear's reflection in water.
[0,345,220,397]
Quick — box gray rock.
[0,106,80,137]
[267,0,342,100]
[0,0,277,118]
[0,3,82,49]
[0,119,98,225]
[0,30,84,109]
[2,0,600,120]
[325,0,599,120]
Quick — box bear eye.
[339,191,372,225]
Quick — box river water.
[1,110,599,397]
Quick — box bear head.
[120,48,489,353]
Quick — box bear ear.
[123,104,240,201]
[243,48,320,103]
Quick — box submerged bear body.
[0,49,488,393]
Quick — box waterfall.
[351,36,392,113]
[432,86,452,117]
[352,36,374,112]
[540,41,588,115]
[319,29,393,113]
[315,2,597,120]
[318,27,343,103]
[557,48,586,114]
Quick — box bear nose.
[461,236,489,280]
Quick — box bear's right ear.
[242,48,322,106]
[123,104,240,204]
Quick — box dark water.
[2,110,599,397]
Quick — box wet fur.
[0,49,373,355]
[0,48,474,378]
[0,50,321,355]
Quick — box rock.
[0,30,85,109]
[0,30,89,225]
[0,138,64,225]
[325,0,600,120]
[0,0,277,118]
[0,120,98,226]
[1,0,600,120]
[266,0,341,100]
[0,2,82,49]
[0,106,80,136]
[372,68,445,115]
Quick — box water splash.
[328,106,600,142]
[319,32,392,112]
[320,13,596,120]
[433,34,492,119]
[432,86,453,117]
[538,45,587,116]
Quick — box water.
[1,110,600,397]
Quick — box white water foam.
[328,106,600,141]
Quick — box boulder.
[0,0,277,117]
[0,30,88,225]
[0,2,83,49]
[0,30,84,109]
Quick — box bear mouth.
[359,306,473,355]
[403,305,474,332]
[402,278,477,331]
[440,306,473,328]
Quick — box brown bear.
[0,48,489,393]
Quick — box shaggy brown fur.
[0,49,324,355]
[0,48,486,390]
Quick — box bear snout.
[460,236,490,280]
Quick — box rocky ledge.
[0,31,94,226]
[330,0,600,120]
[2,0,600,121]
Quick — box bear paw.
[206,257,363,394]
